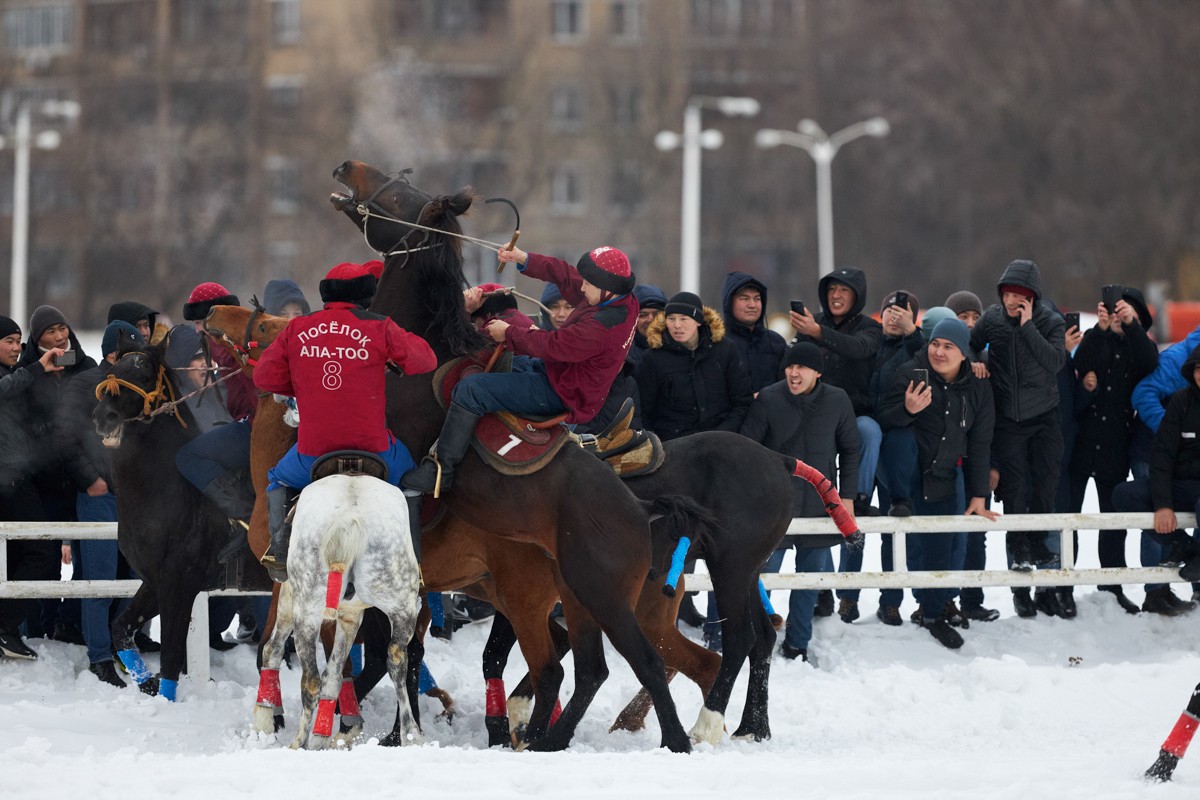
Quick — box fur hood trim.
[645,306,725,349]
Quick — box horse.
[258,472,422,750]
[91,341,266,698]
[331,159,702,752]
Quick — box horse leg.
[155,589,199,701]
[404,631,424,732]
[482,612,517,747]
[111,584,160,696]
[731,594,777,742]
[690,575,757,745]
[289,613,323,750]
[255,583,282,671]
[505,616,571,747]
[254,581,294,734]
[309,610,362,751]
[352,606,391,702]
[380,607,423,747]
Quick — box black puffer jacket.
[1149,347,1200,510]
[635,307,752,441]
[789,267,882,416]
[0,360,41,486]
[877,350,995,503]
[1069,321,1159,483]
[869,328,926,416]
[721,271,787,393]
[968,259,1066,422]
[57,361,117,492]
[14,331,98,477]
[740,380,859,525]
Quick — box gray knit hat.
[28,305,67,344]
[945,290,984,317]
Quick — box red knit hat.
[363,260,384,281]
[183,282,240,321]
[999,283,1036,301]
[576,246,635,295]
[320,262,378,307]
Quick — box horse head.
[204,303,289,371]
[92,342,183,448]
[331,160,487,360]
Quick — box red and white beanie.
[183,282,240,321]
[320,262,378,307]
[576,246,635,295]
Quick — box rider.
[402,244,638,495]
[253,261,437,582]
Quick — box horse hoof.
[730,728,771,743]
[380,730,422,747]
[274,715,285,733]
[688,707,725,746]
[253,704,278,734]
[664,734,693,754]
[138,676,160,697]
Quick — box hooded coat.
[635,307,752,441]
[262,279,311,317]
[968,259,1066,422]
[15,327,98,478]
[1149,347,1200,509]
[106,301,158,334]
[721,271,787,393]
[789,267,883,416]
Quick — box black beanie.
[663,292,705,323]
[784,342,824,372]
[0,314,19,340]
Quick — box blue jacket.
[1132,324,1200,433]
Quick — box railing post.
[188,592,210,684]
[1061,528,1075,570]
[892,530,908,573]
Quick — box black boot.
[203,471,255,564]
[404,490,423,564]
[1012,588,1037,618]
[1008,533,1033,572]
[261,486,300,583]
[401,404,482,496]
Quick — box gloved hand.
[842,530,866,553]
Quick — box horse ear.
[442,189,475,218]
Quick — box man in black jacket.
[1111,344,1200,615]
[880,319,998,648]
[742,342,859,661]
[969,259,1066,618]
[722,271,787,395]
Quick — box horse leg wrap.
[337,679,362,723]
[257,669,283,709]
[662,536,692,598]
[314,698,337,738]
[323,569,345,621]
[159,678,178,702]
[1162,710,1200,758]
[116,649,152,685]
[549,698,563,727]
[758,579,777,616]
[485,678,507,717]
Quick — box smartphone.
[913,368,929,387]
[53,350,76,367]
[1101,284,1123,314]
[789,300,806,316]
[1064,311,1080,331]
[893,291,909,311]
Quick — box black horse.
[92,343,264,696]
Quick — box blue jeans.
[856,415,882,497]
[76,492,130,665]
[1112,478,1200,591]
[764,545,833,650]
[452,356,566,418]
[267,435,415,491]
[175,419,252,492]
[911,492,960,617]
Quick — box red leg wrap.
[338,679,361,718]
[1163,711,1200,758]
[485,678,506,717]
[324,571,344,619]
[793,458,859,536]
[256,669,282,708]
[314,698,337,738]
[550,698,563,726]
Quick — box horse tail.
[319,512,368,621]
[646,495,721,596]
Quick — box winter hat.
[633,284,668,310]
[184,282,240,321]
[945,290,984,318]
[364,260,385,281]
[881,290,920,319]
[576,246,635,295]
[164,325,205,370]
[101,321,144,357]
[920,306,957,342]
[999,283,1036,301]
[1121,287,1153,330]
[664,291,705,323]
[319,262,378,307]
[540,282,565,307]
[261,279,311,316]
[0,314,19,340]
[107,300,158,333]
[930,318,971,356]
[28,305,68,344]
[475,283,518,316]
[784,342,824,372]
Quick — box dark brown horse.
[331,159,698,752]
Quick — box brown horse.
[331,159,703,752]
[205,303,721,748]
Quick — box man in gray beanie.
[945,290,985,328]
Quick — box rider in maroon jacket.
[254,261,436,581]
[402,245,638,495]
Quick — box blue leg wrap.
[418,661,437,695]
[427,592,445,628]
[159,678,178,702]
[759,579,777,616]
[662,536,692,597]
[349,642,364,677]
[116,649,152,684]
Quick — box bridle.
[95,354,188,428]
[212,295,267,368]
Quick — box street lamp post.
[656,95,760,295]
[755,116,889,278]
[1,99,80,327]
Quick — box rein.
[95,362,188,428]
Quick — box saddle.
[311,450,389,482]
[573,398,666,479]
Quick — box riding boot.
[203,470,256,564]
[404,490,423,564]
[401,403,481,495]
[261,486,300,583]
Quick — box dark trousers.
[1111,478,1200,592]
[1068,473,1124,571]
[0,479,59,635]
[912,492,960,616]
[993,409,1063,575]
[175,419,252,493]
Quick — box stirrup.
[260,550,288,583]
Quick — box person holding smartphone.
[968,260,1067,619]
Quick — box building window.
[267,75,304,117]
[552,0,585,41]
[3,3,74,53]
[550,163,585,215]
[609,83,640,125]
[266,156,300,214]
[550,85,583,128]
[690,0,738,38]
[610,0,642,41]
[609,160,643,211]
[175,0,249,46]
[85,0,155,52]
[271,0,301,46]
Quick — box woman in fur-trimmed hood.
[633,291,752,442]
